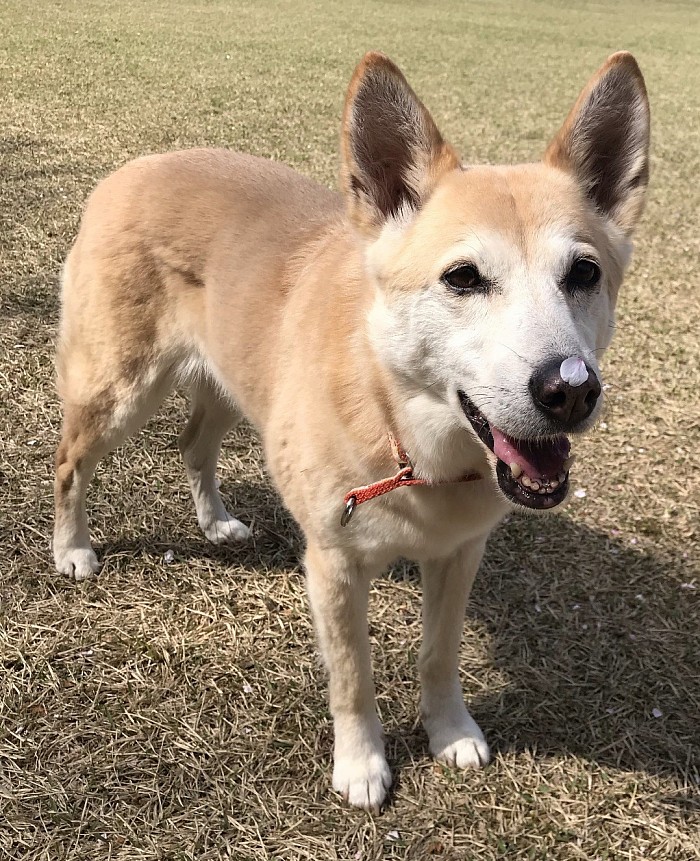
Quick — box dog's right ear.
[340,52,460,237]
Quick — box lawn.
[1,0,698,858]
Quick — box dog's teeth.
[557,471,566,483]
[521,475,532,488]
[563,455,576,471]
[510,462,523,479]
[530,480,540,491]
[550,479,559,489]
[538,487,547,494]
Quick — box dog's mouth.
[458,391,572,510]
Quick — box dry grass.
[1,0,699,858]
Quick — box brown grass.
[1,0,698,858]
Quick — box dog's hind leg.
[178,376,250,544]
[419,537,491,770]
[53,364,175,581]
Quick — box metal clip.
[340,496,356,527]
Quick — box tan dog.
[53,52,649,810]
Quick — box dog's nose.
[529,356,602,427]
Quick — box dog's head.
[340,52,650,511]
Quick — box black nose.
[529,357,602,428]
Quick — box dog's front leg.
[305,543,391,812]
[419,538,491,770]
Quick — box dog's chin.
[494,458,569,511]
[457,391,572,511]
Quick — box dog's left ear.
[341,52,460,237]
[545,52,650,235]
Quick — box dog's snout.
[529,357,601,427]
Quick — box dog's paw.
[333,753,392,813]
[54,547,101,582]
[426,712,490,770]
[202,515,251,544]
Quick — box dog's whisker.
[497,343,535,368]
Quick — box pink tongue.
[491,427,570,481]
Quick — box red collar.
[341,433,481,526]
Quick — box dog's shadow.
[99,478,698,799]
[97,474,302,571]
[386,514,698,804]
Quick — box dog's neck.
[386,385,488,483]
[316,226,487,485]
[335,321,486,484]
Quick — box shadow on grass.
[98,478,698,797]
[97,477,302,573]
[386,514,698,805]
[469,515,697,787]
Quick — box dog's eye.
[566,258,601,291]
[443,264,483,294]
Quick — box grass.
[1,0,699,858]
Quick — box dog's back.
[58,149,340,421]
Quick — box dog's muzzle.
[458,391,574,510]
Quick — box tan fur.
[53,52,650,810]
[544,52,650,235]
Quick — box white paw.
[425,712,490,769]
[202,515,251,544]
[54,547,101,581]
[333,753,392,812]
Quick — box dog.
[53,51,649,811]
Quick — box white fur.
[368,225,632,454]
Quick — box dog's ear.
[340,52,460,236]
[545,52,650,235]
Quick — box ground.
[1,1,699,858]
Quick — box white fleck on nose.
[560,356,589,387]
